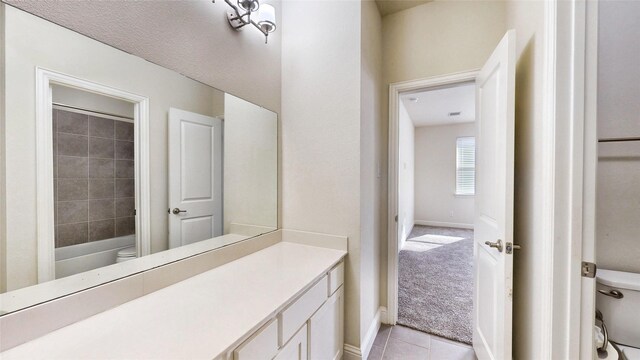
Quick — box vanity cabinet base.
[227,261,344,360]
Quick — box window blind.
[456,137,476,195]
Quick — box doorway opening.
[35,68,151,283]
[384,31,516,360]
[395,80,476,347]
[51,85,139,279]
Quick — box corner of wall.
[359,0,384,348]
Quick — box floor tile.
[368,344,385,360]
[373,324,392,347]
[429,338,476,360]
[382,338,430,360]
[390,325,431,349]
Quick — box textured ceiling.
[3,1,282,112]
[375,0,433,16]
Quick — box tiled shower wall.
[53,109,136,248]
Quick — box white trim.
[343,306,386,360]
[577,1,597,358]
[342,344,362,360]
[387,70,478,325]
[35,68,151,283]
[540,0,590,357]
[414,220,474,230]
[539,1,558,356]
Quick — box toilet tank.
[596,269,640,348]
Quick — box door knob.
[485,239,503,252]
[172,208,187,215]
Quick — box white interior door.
[168,108,223,249]
[473,29,516,360]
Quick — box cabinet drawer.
[327,262,344,296]
[279,276,328,346]
[234,318,279,360]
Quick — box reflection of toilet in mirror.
[115,246,137,263]
[52,85,138,278]
[594,269,640,359]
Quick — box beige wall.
[596,0,640,140]
[359,0,383,349]
[2,6,223,290]
[398,102,414,249]
[505,1,546,358]
[595,0,640,274]
[382,1,507,84]
[380,0,507,307]
[282,1,384,353]
[281,0,363,349]
[414,123,474,228]
[223,94,278,234]
[3,0,281,114]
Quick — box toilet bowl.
[596,269,640,359]
[115,246,137,263]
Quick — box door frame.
[544,0,593,358]
[35,67,151,282]
[386,70,478,325]
[384,0,589,356]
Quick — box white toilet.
[115,246,137,263]
[596,269,640,359]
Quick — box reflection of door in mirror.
[168,108,223,248]
[51,85,139,279]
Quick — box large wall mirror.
[0,5,277,314]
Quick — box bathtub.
[55,235,136,279]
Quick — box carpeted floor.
[398,225,474,345]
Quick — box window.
[456,137,475,195]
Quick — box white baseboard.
[343,344,362,360]
[414,220,473,230]
[343,306,387,360]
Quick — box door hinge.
[582,261,597,278]
[395,215,398,223]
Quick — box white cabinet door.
[473,29,516,360]
[308,286,343,360]
[274,324,308,360]
[168,108,223,248]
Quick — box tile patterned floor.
[368,325,477,360]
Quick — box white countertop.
[1,242,346,359]
[1,233,251,315]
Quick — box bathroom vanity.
[0,232,347,359]
[0,5,349,359]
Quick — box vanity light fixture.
[214,0,277,44]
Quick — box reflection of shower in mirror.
[51,86,138,278]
